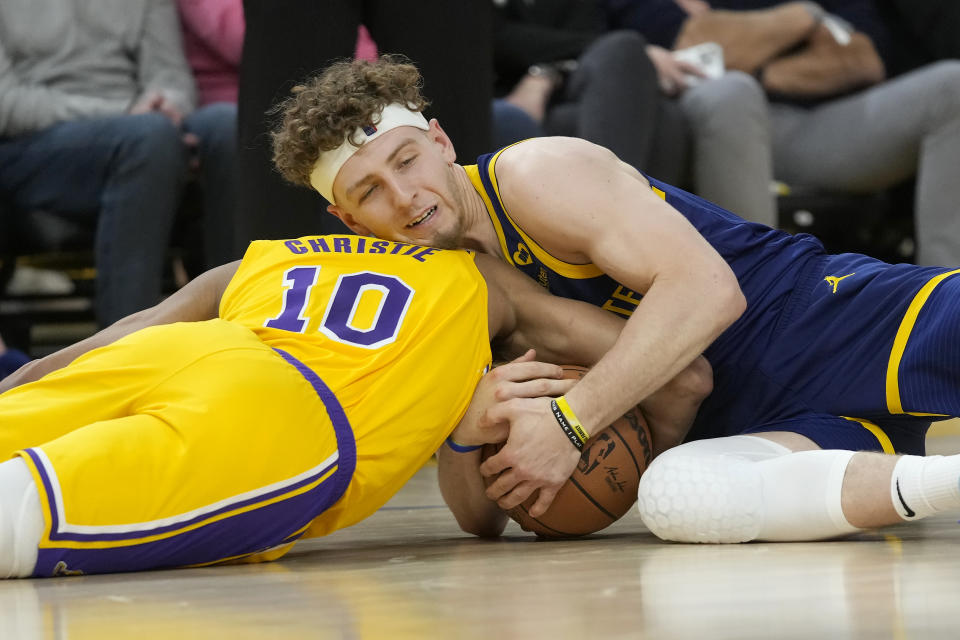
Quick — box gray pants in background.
[552,32,777,228]
[680,71,776,227]
[769,60,960,266]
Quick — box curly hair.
[271,54,430,189]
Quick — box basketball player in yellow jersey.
[0,234,646,578]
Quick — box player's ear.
[427,118,457,163]
[327,205,373,236]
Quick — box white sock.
[890,454,960,521]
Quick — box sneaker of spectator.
[4,267,75,297]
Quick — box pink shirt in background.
[176,0,376,107]
[355,25,378,61]
[177,0,244,105]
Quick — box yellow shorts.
[0,319,355,577]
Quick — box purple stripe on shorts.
[21,448,61,533]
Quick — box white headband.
[309,103,430,204]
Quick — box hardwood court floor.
[3,433,960,639]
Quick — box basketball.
[482,365,654,537]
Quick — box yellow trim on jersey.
[886,269,960,414]
[651,185,667,200]
[464,164,513,262]
[841,416,895,454]
[467,151,604,279]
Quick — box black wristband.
[551,399,585,451]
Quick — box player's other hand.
[450,349,573,446]
[479,394,582,517]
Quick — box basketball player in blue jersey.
[271,55,960,544]
[0,232,722,577]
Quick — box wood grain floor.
[3,433,960,639]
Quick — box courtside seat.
[0,187,205,356]
[776,181,916,265]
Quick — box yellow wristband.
[556,395,589,442]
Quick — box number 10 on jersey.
[264,266,414,349]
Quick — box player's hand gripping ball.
[483,365,654,537]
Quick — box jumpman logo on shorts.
[824,273,855,294]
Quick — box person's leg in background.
[644,97,690,188]
[0,334,31,382]
[679,71,776,227]
[492,99,544,149]
[368,0,493,164]
[0,113,187,326]
[911,61,960,267]
[236,0,358,247]
[768,61,960,266]
[547,31,687,183]
[184,102,242,268]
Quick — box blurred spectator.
[606,0,960,265]
[0,0,194,326]
[493,99,546,148]
[236,1,493,244]
[176,0,244,267]
[0,333,30,382]
[355,25,378,62]
[495,0,775,225]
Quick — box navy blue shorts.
[690,255,960,455]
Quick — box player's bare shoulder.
[495,137,651,210]
[497,137,627,184]
[491,137,654,260]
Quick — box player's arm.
[478,251,627,367]
[0,261,239,394]
[438,254,712,533]
[439,255,623,536]
[482,138,744,515]
[439,354,711,538]
[482,245,714,454]
[438,426,509,538]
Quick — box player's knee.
[638,438,860,544]
[637,443,764,543]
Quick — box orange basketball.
[483,365,653,537]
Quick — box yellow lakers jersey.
[2,235,493,575]
[220,235,493,535]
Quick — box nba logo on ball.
[482,365,653,537]
[363,124,377,136]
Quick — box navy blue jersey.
[467,146,960,454]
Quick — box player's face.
[328,122,467,249]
